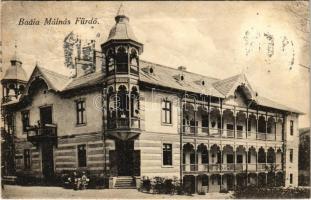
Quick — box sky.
[1,1,310,127]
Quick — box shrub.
[234,185,310,199]
[140,176,151,192]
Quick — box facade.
[1,8,301,193]
[298,127,310,186]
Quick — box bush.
[139,176,183,195]
[234,185,310,199]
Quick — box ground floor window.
[290,174,293,184]
[24,149,31,169]
[78,144,87,167]
[202,176,209,186]
[163,143,172,166]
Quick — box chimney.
[178,66,186,71]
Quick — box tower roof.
[2,58,27,82]
[106,5,140,43]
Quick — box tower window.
[290,149,293,163]
[21,110,30,132]
[161,99,172,124]
[116,46,128,73]
[77,144,87,167]
[290,174,293,184]
[76,99,86,125]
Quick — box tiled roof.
[37,67,70,91]
[3,60,301,114]
[64,71,105,91]
[140,60,224,98]
[256,96,303,114]
[213,74,243,96]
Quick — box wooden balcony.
[107,117,141,140]
[26,124,57,146]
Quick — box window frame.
[161,98,172,125]
[162,143,173,167]
[21,110,30,132]
[75,99,87,126]
[77,144,87,168]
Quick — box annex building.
[1,7,301,193]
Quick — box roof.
[256,96,303,114]
[140,60,224,98]
[299,127,310,135]
[106,11,138,42]
[2,61,28,82]
[37,67,70,91]
[64,71,105,91]
[3,59,302,114]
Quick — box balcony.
[108,117,140,130]
[26,124,57,145]
[107,117,141,140]
[257,163,266,172]
[222,163,235,172]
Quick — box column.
[265,149,267,172]
[256,113,259,139]
[246,115,248,139]
[265,115,268,140]
[234,109,237,138]
[256,150,258,171]
[246,150,248,172]
[234,150,236,172]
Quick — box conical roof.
[106,5,139,42]
[2,56,27,82]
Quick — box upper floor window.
[161,99,172,124]
[78,144,87,167]
[76,99,86,125]
[290,174,293,184]
[21,110,30,132]
[24,149,31,169]
[162,143,172,166]
[290,149,293,163]
[290,120,294,136]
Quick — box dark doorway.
[116,140,134,176]
[41,142,54,181]
[40,106,54,181]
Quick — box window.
[162,143,172,166]
[237,125,243,131]
[226,124,234,130]
[202,151,209,164]
[248,152,251,163]
[237,155,243,163]
[24,149,31,169]
[161,99,172,124]
[78,144,87,167]
[290,149,293,163]
[248,119,252,132]
[290,120,294,135]
[202,176,209,186]
[290,174,293,184]
[21,110,30,132]
[76,100,86,125]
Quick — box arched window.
[130,49,138,66]
[117,85,129,118]
[130,86,139,117]
[106,49,115,75]
[116,46,128,73]
[19,85,25,94]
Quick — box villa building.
[1,7,301,193]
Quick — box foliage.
[139,176,183,195]
[234,185,310,199]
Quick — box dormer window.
[201,80,205,86]
[180,75,184,81]
[149,67,154,74]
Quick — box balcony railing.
[182,126,280,141]
[257,163,266,172]
[181,163,280,173]
[108,117,140,130]
[222,163,235,171]
[26,124,57,144]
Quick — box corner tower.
[101,5,143,141]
